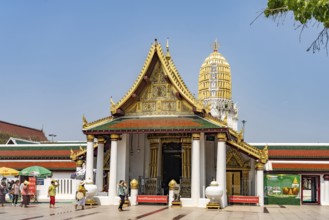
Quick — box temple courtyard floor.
[1,203,329,220]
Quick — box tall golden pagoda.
[198,40,238,130]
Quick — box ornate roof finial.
[165,37,171,60]
[110,96,116,107]
[213,38,219,52]
[82,115,88,128]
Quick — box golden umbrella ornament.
[0,167,19,176]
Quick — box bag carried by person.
[76,192,84,200]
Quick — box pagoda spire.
[213,39,219,52]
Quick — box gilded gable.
[126,60,194,116]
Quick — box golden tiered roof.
[198,40,232,101]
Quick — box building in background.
[0,120,47,144]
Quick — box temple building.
[1,39,329,207]
[79,39,268,207]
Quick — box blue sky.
[1,1,328,142]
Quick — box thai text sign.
[229,196,259,203]
[137,195,168,204]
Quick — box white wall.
[129,134,146,181]
[36,178,79,202]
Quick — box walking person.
[75,181,87,210]
[48,180,59,208]
[8,180,14,202]
[0,181,7,207]
[117,180,127,211]
[20,180,29,208]
[12,180,20,206]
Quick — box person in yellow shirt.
[75,181,87,210]
[48,180,59,208]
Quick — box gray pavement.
[1,202,329,220]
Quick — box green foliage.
[264,0,329,53]
[265,0,329,27]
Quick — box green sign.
[264,174,300,205]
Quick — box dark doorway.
[162,142,182,195]
[302,175,320,204]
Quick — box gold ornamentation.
[110,134,120,140]
[76,160,84,167]
[168,179,177,190]
[82,115,88,128]
[82,116,112,130]
[130,179,139,189]
[109,40,203,118]
[162,102,176,111]
[87,135,94,142]
[192,133,200,140]
[142,102,156,112]
[217,133,227,141]
[255,162,264,170]
[97,136,105,144]
[237,129,243,144]
[259,145,268,164]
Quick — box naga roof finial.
[82,115,88,128]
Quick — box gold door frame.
[226,148,251,196]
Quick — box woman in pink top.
[20,180,29,208]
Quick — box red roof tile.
[272,163,329,171]
[0,121,47,141]
[269,150,329,158]
[0,150,72,158]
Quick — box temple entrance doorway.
[302,175,320,204]
[226,171,241,196]
[162,142,182,195]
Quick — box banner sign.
[229,196,259,204]
[264,174,301,205]
[36,178,44,185]
[28,177,36,195]
[137,195,168,204]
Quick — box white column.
[96,136,105,193]
[216,133,227,208]
[109,134,120,205]
[200,133,206,198]
[256,162,264,206]
[191,133,200,206]
[323,175,329,205]
[85,135,94,182]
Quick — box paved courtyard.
[1,203,329,220]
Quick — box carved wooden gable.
[125,60,194,116]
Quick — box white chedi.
[205,180,223,204]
